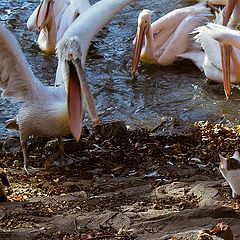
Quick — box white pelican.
[178,23,240,85]
[207,23,240,97]
[131,3,211,76]
[55,0,134,86]
[178,0,240,98]
[0,0,134,173]
[27,0,91,54]
[0,22,95,173]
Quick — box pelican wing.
[193,24,223,70]
[206,22,240,48]
[0,23,44,103]
[158,10,211,65]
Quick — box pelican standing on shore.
[1,0,134,173]
[131,3,211,76]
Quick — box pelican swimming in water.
[1,0,134,173]
[178,23,240,85]
[131,3,211,77]
[27,0,91,54]
[178,0,240,98]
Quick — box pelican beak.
[221,44,232,98]
[132,23,147,77]
[67,61,84,142]
[222,0,238,26]
[36,0,53,31]
[67,58,99,142]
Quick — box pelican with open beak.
[1,0,134,174]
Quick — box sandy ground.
[0,121,240,239]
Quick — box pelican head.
[36,0,54,31]
[132,9,152,77]
[58,37,98,142]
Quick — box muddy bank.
[0,121,240,239]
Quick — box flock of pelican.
[0,0,240,175]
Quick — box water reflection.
[0,0,240,140]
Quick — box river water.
[0,0,240,140]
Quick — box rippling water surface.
[0,0,240,140]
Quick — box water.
[0,0,240,140]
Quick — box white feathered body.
[17,87,70,141]
[138,3,211,66]
[0,22,71,142]
[179,23,240,83]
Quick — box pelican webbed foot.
[44,137,76,170]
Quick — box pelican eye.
[68,53,73,59]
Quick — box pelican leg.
[21,140,42,175]
[21,141,30,174]
[58,137,76,161]
[44,137,76,169]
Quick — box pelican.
[27,0,91,54]
[55,0,134,86]
[0,22,93,173]
[131,3,211,76]
[207,23,240,97]
[0,0,134,174]
[178,23,240,86]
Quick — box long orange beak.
[67,61,84,142]
[222,0,238,26]
[220,0,238,98]
[67,58,99,142]
[36,0,53,31]
[132,24,147,77]
[221,44,232,98]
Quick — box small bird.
[219,151,240,198]
[131,3,211,77]
[0,168,10,202]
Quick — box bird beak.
[67,58,99,142]
[221,44,232,98]
[132,24,147,77]
[36,0,53,31]
[222,0,238,26]
[220,0,238,98]
[67,60,84,142]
